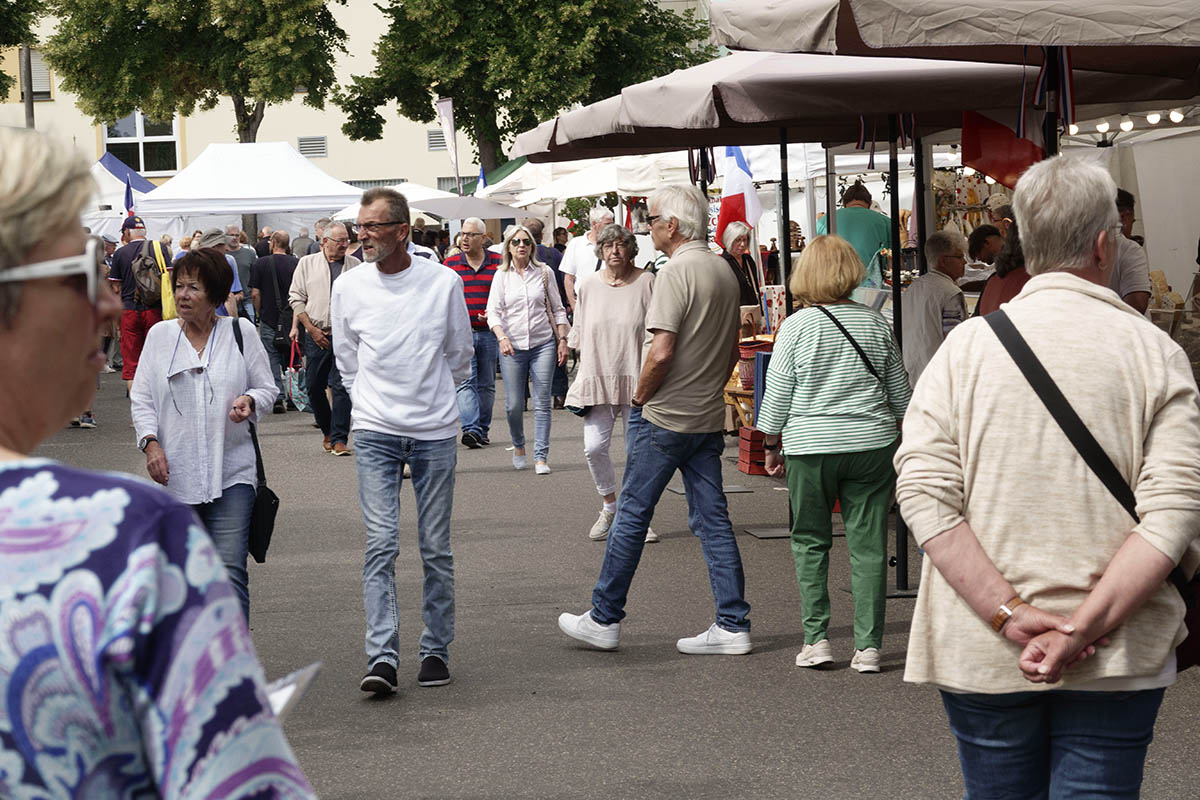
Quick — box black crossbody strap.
[984,309,1191,599]
[268,254,286,314]
[229,319,267,487]
[815,305,880,380]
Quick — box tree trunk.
[231,95,267,240]
[477,138,502,176]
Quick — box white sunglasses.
[0,238,100,304]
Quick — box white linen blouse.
[130,316,277,505]
[486,262,569,351]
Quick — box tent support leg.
[824,145,837,235]
[913,134,929,274]
[779,127,793,315]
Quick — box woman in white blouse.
[486,225,569,473]
[131,248,277,619]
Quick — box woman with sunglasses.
[486,224,570,473]
[130,247,277,620]
[0,127,314,797]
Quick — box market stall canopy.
[514,51,1197,163]
[409,195,524,220]
[332,181,458,222]
[138,142,364,215]
[708,0,1200,79]
[513,153,692,205]
[85,153,155,214]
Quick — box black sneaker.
[272,399,286,414]
[286,400,299,411]
[360,662,398,694]
[417,656,451,687]
[461,431,483,449]
[479,434,490,446]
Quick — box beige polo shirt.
[641,240,740,434]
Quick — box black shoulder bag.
[230,319,280,564]
[985,308,1199,670]
[814,305,881,382]
[267,255,293,353]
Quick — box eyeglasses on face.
[461,231,484,238]
[601,241,630,251]
[510,239,533,247]
[324,237,350,245]
[0,238,100,305]
[647,214,662,225]
[356,221,405,233]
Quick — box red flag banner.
[962,110,1046,189]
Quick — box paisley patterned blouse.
[0,459,316,799]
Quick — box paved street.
[40,372,1200,799]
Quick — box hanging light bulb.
[1119,115,1134,132]
[984,175,996,185]
[1147,112,1162,125]
[1095,120,1111,133]
[1170,108,1185,123]
[962,166,975,176]
[1068,123,1080,135]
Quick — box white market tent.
[81,153,158,237]
[138,142,363,215]
[331,181,458,222]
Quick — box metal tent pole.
[779,128,793,315]
[913,134,929,274]
[824,145,837,235]
[1044,46,1061,157]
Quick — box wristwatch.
[138,435,158,452]
[763,441,781,453]
[991,595,1026,632]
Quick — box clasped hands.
[1001,602,1107,684]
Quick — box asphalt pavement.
[39,372,1200,799]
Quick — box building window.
[437,176,463,193]
[427,130,447,151]
[18,48,52,101]
[103,112,179,176]
[298,136,328,158]
[346,178,405,190]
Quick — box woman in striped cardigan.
[757,235,911,674]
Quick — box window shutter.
[427,129,447,151]
[21,49,52,99]
[298,136,328,158]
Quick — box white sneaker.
[589,510,615,541]
[676,623,751,655]
[513,454,528,470]
[644,526,660,543]
[795,639,834,668]
[851,647,881,673]
[535,462,551,475]
[558,611,619,650]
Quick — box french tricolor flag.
[715,146,761,248]
[962,110,1046,189]
[124,174,135,216]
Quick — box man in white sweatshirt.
[331,187,473,695]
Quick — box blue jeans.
[591,407,750,632]
[304,335,351,445]
[355,430,457,667]
[258,323,285,402]
[940,688,1165,799]
[499,338,556,461]
[190,482,254,621]
[456,329,498,438]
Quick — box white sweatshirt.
[331,256,473,440]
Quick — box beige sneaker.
[795,639,834,668]
[589,510,615,541]
[851,647,881,673]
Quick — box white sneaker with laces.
[558,611,619,650]
[644,526,660,543]
[795,639,834,668]
[676,623,751,655]
[589,510,615,540]
[851,647,881,673]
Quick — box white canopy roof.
[331,181,457,222]
[138,142,364,215]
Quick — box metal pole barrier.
[779,128,793,315]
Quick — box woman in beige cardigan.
[894,156,1200,798]
[565,224,656,543]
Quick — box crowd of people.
[3,119,1200,799]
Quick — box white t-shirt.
[559,234,601,277]
[1111,236,1151,300]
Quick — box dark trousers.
[304,334,351,445]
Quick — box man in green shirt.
[815,182,892,282]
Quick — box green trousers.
[785,440,898,650]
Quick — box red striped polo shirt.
[444,251,502,329]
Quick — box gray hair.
[1014,156,1118,275]
[721,220,752,252]
[360,187,411,231]
[925,230,967,270]
[648,185,708,243]
[0,128,94,324]
[589,205,615,225]
[324,221,348,238]
[593,224,639,260]
[224,224,242,236]
[462,217,486,233]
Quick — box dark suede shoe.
[360,662,398,694]
[417,656,450,687]
[461,431,483,449]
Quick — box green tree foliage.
[337,0,714,173]
[41,0,347,141]
[0,0,44,97]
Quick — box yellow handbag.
[153,240,176,319]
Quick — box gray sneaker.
[676,623,751,655]
[795,639,834,668]
[589,510,615,541]
[850,647,881,673]
[558,611,619,650]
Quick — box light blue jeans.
[456,329,499,438]
[190,482,254,621]
[499,338,556,462]
[354,430,457,668]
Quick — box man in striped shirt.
[444,217,502,448]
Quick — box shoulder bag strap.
[229,319,267,487]
[268,254,286,314]
[984,309,1192,598]
[541,266,558,337]
[814,305,880,381]
[152,240,167,273]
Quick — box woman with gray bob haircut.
[895,155,1200,797]
[0,127,316,797]
[648,184,709,242]
[719,220,760,305]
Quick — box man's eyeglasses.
[0,238,100,304]
[357,221,405,233]
[460,231,484,238]
[324,237,350,245]
[647,215,662,225]
[510,239,533,247]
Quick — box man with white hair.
[560,205,615,311]
[292,227,314,257]
[558,184,752,657]
[444,216,502,448]
[901,230,969,386]
[225,223,257,321]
